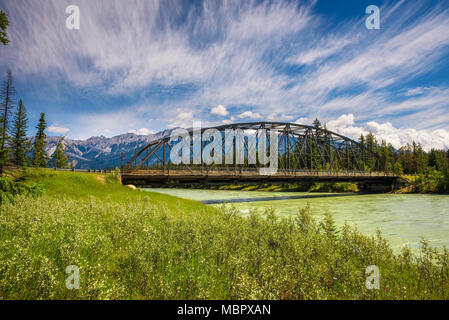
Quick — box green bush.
[0,176,45,205]
[1,195,448,299]
[1,170,448,299]
[106,167,121,184]
[414,168,445,193]
[309,182,359,193]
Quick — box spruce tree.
[53,136,69,168]
[32,113,49,168]
[10,99,30,166]
[358,134,365,147]
[313,118,322,130]
[0,70,15,171]
[0,10,9,46]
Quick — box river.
[145,188,449,253]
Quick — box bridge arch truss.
[123,122,387,178]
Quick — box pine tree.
[412,142,428,174]
[53,136,69,168]
[10,99,30,166]
[365,132,377,169]
[313,118,322,130]
[0,70,15,171]
[32,113,49,168]
[358,134,365,147]
[0,10,10,46]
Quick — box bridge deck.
[121,169,399,186]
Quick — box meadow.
[0,170,448,299]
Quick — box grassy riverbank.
[1,170,448,299]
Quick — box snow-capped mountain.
[44,129,175,169]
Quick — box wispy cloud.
[0,0,448,144]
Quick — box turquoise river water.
[145,188,449,253]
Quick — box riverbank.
[156,181,360,193]
[1,170,449,299]
[154,175,449,195]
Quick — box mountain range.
[44,129,175,169]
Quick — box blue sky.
[1,0,449,150]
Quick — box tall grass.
[0,170,448,299]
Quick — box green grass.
[23,169,209,213]
[1,170,448,299]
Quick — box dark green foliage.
[10,99,30,166]
[413,168,445,193]
[52,136,69,168]
[0,176,44,204]
[313,117,322,130]
[0,70,15,170]
[413,142,428,174]
[32,113,49,168]
[359,131,449,193]
[173,182,359,192]
[0,10,9,45]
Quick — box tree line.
[302,118,449,193]
[0,70,70,173]
[357,127,449,193]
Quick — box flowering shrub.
[1,194,448,299]
[0,170,448,299]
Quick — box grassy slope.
[1,170,449,299]
[25,170,210,212]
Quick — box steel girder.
[123,122,384,175]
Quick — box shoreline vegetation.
[157,182,360,193]
[1,169,449,299]
[150,176,448,194]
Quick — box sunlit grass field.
[0,170,448,299]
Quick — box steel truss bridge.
[121,122,398,189]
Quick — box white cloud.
[47,125,70,134]
[295,117,310,125]
[168,109,195,128]
[267,113,295,121]
[221,119,234,125]
[327,114,449,151]
[211,105,229,116]
[1,1,449,139]
[238,111,262,119]
[402,86,434,96]
[128,128,155,135]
